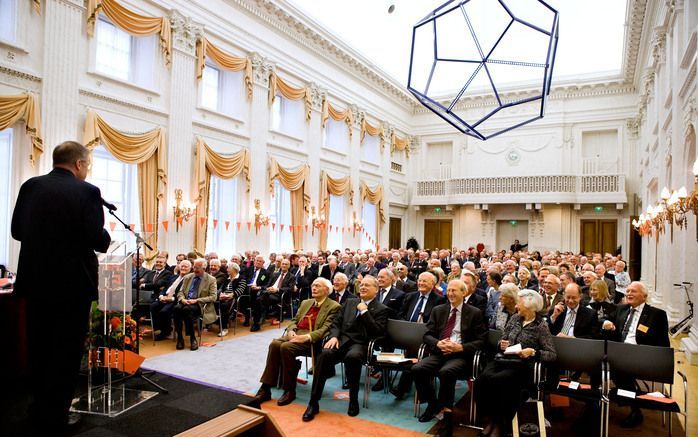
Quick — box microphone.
[102,198,117,211]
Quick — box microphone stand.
[107,207,168,393]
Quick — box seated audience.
[255,278,341,406]
[462,271,488,317]
[218,262,247,336]
[173,258,217,351]
[139,255,174,300]
[248,255,271,332]
[395,263,418,293]
[587,279,616,323]
[376,268,405,317]
[491,283,519,330]
[541,274,563,315]
[257,258,295,322]
[602,281,669,428]
[151,259,190,340]
[549,283,599,338]
[475,289,557,437]
[302,276,390,422]
[328,272,352,304]
[208,258,228,290]
[612,260,630,301]
[412,279,486,437]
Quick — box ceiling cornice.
[622,0,649,85]
[229,0,417,108]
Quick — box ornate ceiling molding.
[230,0,415,107]
[623,0,649,84]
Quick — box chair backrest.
[487,329,503,352]
[552,337,604,373]
[386,319,428,350]
[607,341,674,384]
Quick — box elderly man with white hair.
[612,260,630,301]
[602,281,669,427]
[174,258,218,350]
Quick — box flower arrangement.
[89,304,138,352]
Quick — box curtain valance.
[391,131,410,157]
[0,92,43,166]
[321,100,353,139]
[87,0,171,65]
[268,72,311,123]
[361,118,384,151]
[196,37,252,100]
[319,170,353,250]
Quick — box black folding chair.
[548,337,608,437]
[468,329,502,426]
[607,342,687,437]
[367,319,428,414]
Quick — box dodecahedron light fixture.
[408,0,559,140]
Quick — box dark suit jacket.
[408,259,428,280]
[396,277,418,293]
[549,305,599,339]
[398,291,447,323]
[320,265,344,282]
[607,303,669,347]
[357,264,378,278]
[378,286,405,316]
[542,292,564,315]
[329,297,390,345]
[328,289,353,305]
[464,292,487,317]
[294,268,316,296]
[339,262,356,281]
[246,267,270,291]
[267,270,295,295]
[141,268,175,296]
[423,303,486,357]
[11,168,111,300]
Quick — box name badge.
[637,324,649,333]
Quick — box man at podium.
[11,141,111,435]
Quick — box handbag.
[493,352,525,368]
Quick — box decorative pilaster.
[161,10,202,253]
[305,82,325,249]
[40,0,85,174]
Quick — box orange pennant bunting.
[247,222,251,231]
[272,223,276,231]
[199,217,207,227]
[162,220,169,232]
[109,221,116,232]
[280,224,284,232]
[213,219,218,230]
[146,223,154,232]
[128,224,135,231]
[305,224,309,232]
[176,216,184,225]
[289,225,293,232]
[225,221,230,231]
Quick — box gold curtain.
[390,131,410,157]
[361,118,385,151]
[0,93,43,166]
[268,157,310,250]
[321,99,353,140]
[86,0,172,65]
[32,0,40,14]
[194,137,250,252]
[196,37,252,100]
[268,72,312,123]
[83,110,167,259]
[360,180,386,245]
[319,170,353,250]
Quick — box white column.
[305,84,324,251]
[40,0,84,174]
[380,122,392,250]
[349,106,362,249]
[246,53,274,254]
[160,11,201,255]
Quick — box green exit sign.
[434,207,442,213]
[594,206,604,212]
[510,220,518,225]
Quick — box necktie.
[277,272,285,288]
[561,308,576,335]
[410,295,426,322]
[187,276,201,299]
[621,308,636,341]
[440,308,458,340]
[249,269,258,285]
[548,295,553,307]
[380,288,387,303]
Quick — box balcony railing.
[413,173,627,205]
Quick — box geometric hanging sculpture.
[408,0,559,140]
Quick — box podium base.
[70,384,158,417]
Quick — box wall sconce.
[172,188,194,231]
[310,206,326,236]
[254,198,269,234]
[632,159,698,242]
[351,211,363,237]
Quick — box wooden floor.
[139,326,697,436]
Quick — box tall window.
[362,134,380,163]
[272,95,304,138]
[205,176,238,258]
[361,201,377,250]
[269,181,293,253]
[326,194,344,252]
[200,64,243,118]
[95,17,155,88]
[87,146,140,252]
[323,118,349,153]
[0,129,13,265]
[0,0,17,43]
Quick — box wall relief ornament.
[169,10,202,55]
